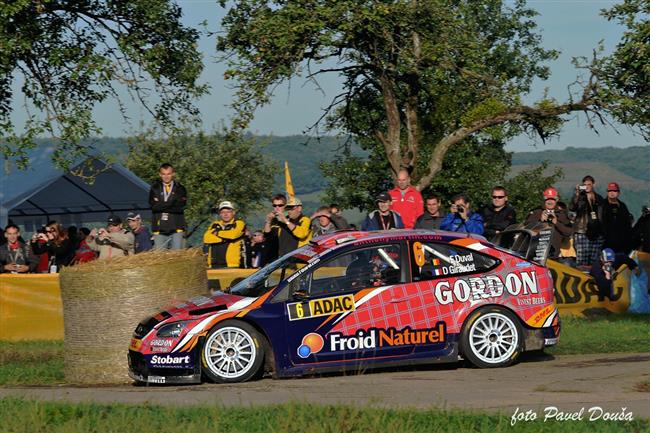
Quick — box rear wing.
[492,223,554,266]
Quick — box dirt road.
[2,352,649,419]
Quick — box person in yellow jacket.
[203,201,246,268]
[264,196,312,257]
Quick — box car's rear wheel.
[201,321,265,383]
[460,307,523,368]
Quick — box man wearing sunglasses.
[481,186,517,241]
[264,194,312,259]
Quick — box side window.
[411,242,497,282]
[301,244,403,296]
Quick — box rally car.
[128,229,560,384]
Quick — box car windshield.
[229,254,309,298]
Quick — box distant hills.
[512,146,650,217]
[10,138,649,221]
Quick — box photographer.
[570,175,604,268]
[87,215,134,260]
[632,203,650,253]
[525,188,573,259]
[30,222,75,272]
[440,194,484,235]
[590,248,639,300]
[203,201,246,268]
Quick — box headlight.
[156,321,192,338]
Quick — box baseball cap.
[543,187,558,200]
[285,197,302,207]
[218,201,235,211]
[126,212,141,221]
[107,215,122,226]
[607,182,620,192]
[601,248,615,262]
[376,192,391,202]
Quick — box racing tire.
[460,306,523,369]
[201,320,265,383]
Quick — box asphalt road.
[2,352,649,420]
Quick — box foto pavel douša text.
[511,406,634,426]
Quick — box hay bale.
[59,248,208,384]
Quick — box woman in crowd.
[30,222,75,272]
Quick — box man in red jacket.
[389,169,423,229]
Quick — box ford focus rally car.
[129,229,560,384]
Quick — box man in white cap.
[203,201,246,268]
[126,212,153,253]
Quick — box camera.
[546,209,554,215]
[578,185,587,192]
[456,205,465,214]
[642,205,650,217]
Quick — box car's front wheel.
[460,307,523,368]
[201,320,265,383]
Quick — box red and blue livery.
[128,229,560,384]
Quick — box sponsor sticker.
[287,294,355,321]
[130,338,142,351]
[433,271,539,305]
[148,354,193,368]
[297,324,447,357]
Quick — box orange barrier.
[0,274,63,341]
[1,257,647,340]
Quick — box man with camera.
[87,215,135,260]
[525,187,573,259]
[264,195,312,258]
[0,224,38,273]
[203,201,246,268]
[440,194,484,235]
[570,175,605,268]
[590,248,639,300]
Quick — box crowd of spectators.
[2,164,650,286]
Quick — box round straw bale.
[59,248,208,384]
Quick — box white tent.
[0,156,151,233]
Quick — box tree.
[126,130,276,243]
[216,0,641,196]
[1,1,206,170]
[598,0,650,138]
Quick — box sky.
[10,0,649,153]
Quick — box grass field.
[0,397,645,433]
[1,313,649,387]
[547,313,650,355]
[0,341,64,386]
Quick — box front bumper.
[128,350,202,385]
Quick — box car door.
[409,240,500,339]
[283,242,410,366]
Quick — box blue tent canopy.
[0,153,151,233]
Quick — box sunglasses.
[272,203,285,208]
[492,195,505,199]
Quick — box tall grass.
[0,398,645,433]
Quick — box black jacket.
[414,212,446,230]
[0,241,39,272]
[481,205,516,240]
[149,180,188,234]
[633,214,650,253]
[601,199,633,254]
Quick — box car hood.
[163,292,256,318]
